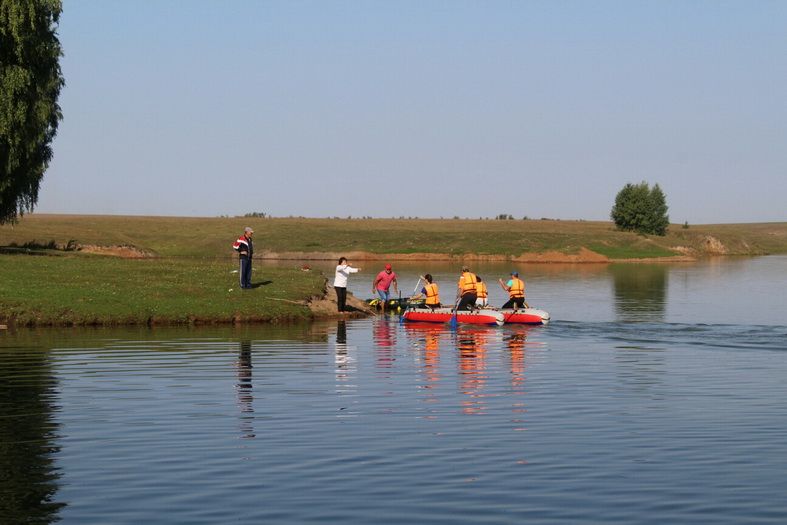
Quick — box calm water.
[1,257,786,524]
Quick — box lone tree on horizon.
[610,181,669,236]
[0,0,64,224]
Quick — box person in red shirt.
[372,263,399,313]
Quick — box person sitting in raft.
[499,271,526,309]
[412,274,441,310]
[475,275,489,307]
[456,266,478,311]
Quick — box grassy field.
[3,214,786,258]
[1,214,785,327]
[0,254,325,327]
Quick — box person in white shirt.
[333,257,361,312]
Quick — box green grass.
[0,254,326,326]
[587,242,677,259]
[3,215,785,258]
[2,214,785,327]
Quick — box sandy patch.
[77,244,156,258]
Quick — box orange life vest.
[509,277,525,299]
[475,281,488,299]
[424,283,440,305]
[459,272,478,296]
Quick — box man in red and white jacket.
[233,227,254,289]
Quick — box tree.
[610,181,670,235]
[0,0,64,224]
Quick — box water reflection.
[236,340,255,439]
[0,347,65,522]
[404,324,444,419]
[335,320,356,385]
[504,329,528,432]
[457,328,491,415]
[373,318,397,373]
[610,264,668,322]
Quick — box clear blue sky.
[37,0,786,223]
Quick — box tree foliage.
[0,0,64,224]
[610,181,670,236]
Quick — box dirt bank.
[60,244,697,263]
[307,281,375,318]
[263,247,617,264]
[77,244,156,258]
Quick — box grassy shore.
[1,214,785,327]
[0,254,325,327]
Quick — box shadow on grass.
[0,246,59,256]
[251,280,273,288]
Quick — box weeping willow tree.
[0,0,64,224]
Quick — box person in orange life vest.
[232,227,254,289]
[456,266,478,311]
[499,271,526,309]
[412,274,441,310]
[475,275,489,307]
[372,263,398,313]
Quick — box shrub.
[610,182,669,236]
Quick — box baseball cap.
[385,263,392,270]
[244,227,254,233]
[511,271,519,277]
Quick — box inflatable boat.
[401,307,505,326]
[499,308,550,325]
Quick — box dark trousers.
[457,293,477,311]
[335,286,347,312]
[502,297,525,309]
[240,257,252,289]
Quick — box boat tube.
[401,307,505,326]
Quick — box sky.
[36,0,786,223]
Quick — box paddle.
[449,294,461,330]
[399,277,422,324]
[411,277,423,296]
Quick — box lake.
[1,256,786,524]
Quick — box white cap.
[244,227,254,233]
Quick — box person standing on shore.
[499,271,526,309]
[456,266,478,311]
[334,257,361,312]
[233,227,254,289]
[372,264,398,313]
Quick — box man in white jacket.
[333,257,361,312]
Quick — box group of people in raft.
[333,257,526,313]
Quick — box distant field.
[2,214,786,259]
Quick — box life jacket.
[424,283,440,305]
[459,272,478,296]
[509,277,525,299]
[475,281,488,299]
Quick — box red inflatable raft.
[401,307,505,326]
[499,308,551,325]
